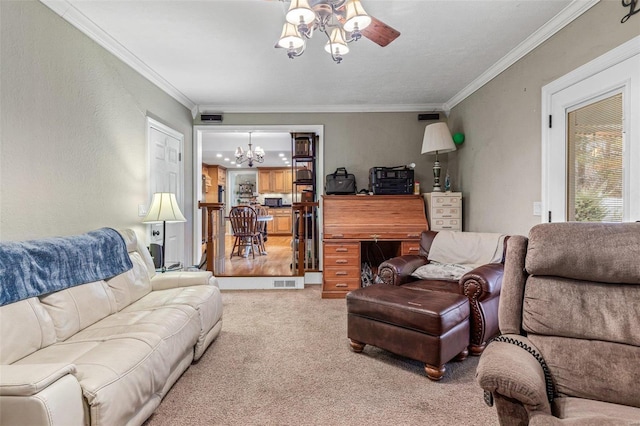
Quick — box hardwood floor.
[220,235,294,276]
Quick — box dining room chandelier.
[235,133,265,168]
[276,0,372,64]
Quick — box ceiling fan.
[273,0,401,63]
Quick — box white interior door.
[148,117,184,265]
[543,43,640,223]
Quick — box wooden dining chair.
[228,206,262,259]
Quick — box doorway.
[193,124,324,289]
[542,37,640,223]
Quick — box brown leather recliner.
[378,230,508,355]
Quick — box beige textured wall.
[447,0,640,235]
[1,0,194,247]
[196,113,455,197]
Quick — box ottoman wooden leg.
[425,364,445,381]
[349,339,366,353]
[453,348,469,362]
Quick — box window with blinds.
[567,93,623,222]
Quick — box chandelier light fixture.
[276,0,373,64]
[235,132,265,168]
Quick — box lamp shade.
[343,0,372,32]
[277,23,305,49]
[421,122,457,155]
[142,193,186,223]
[324,28,349,55]
[286,0,316,25]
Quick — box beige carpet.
[145,285,500,426]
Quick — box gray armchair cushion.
[525,222,640,284]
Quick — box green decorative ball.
[453,133,465,145]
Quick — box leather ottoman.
[346,284,470,381]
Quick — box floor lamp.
[142,192,186,272]
[421,122,457,192]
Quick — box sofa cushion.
[69,304,201,370]
[15,302,202,425]
[39,281,118,341]
[15,334,168,426]
[0,298,57,364]
[106,251,153,310]
[123,285,223,356]
[119,228,156,279]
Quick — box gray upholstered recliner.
[476,222,640,425]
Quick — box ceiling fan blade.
[361,16,400,47]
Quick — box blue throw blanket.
[0,228,133,306]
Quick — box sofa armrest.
[0,363,76,396]
[151,271,216,291]
[0,364,85,426]
[378,255,428,286]
[460,263,504,302]
[476,335,552,416]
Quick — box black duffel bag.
[325,167,356,195]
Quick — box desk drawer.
[401,241,421,255]
[324,253,359,266]
[324,242,359,255]
[432,207,461,219]
[323,266,360,280]
[323,277,360,292]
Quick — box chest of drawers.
[425,192,462,231]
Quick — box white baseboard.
[217,276,305,290]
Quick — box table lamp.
[142,192,186,272]
[421,122,457,192]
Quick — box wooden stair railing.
[199,202,225,274]
[292,202,319,276]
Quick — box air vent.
[418,113,440,121]
[201,113,223,122]
[273,280,296,288]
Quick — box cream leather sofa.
[0,229,223,426]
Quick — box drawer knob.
[335,271,348,276]
[335,248,348,252]
[335,283,348,288]
[335,259,348,264]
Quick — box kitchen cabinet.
[258,168,292,194]
[266,207,292,235]
[202,165,226,202]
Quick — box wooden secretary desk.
[322,195,429,298]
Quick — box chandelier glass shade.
[235,133,265,168]
[276,0,371,64]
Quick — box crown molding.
[196,103,445,114]
[443,0,600,112]
[40,0,197,111]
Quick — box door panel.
[148,119,184,266]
